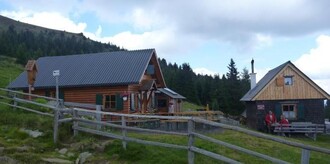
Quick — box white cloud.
[314,79,330,95]
[2,0,330,55]
[131,8,159,30]
[255,34,273,49]
[95,25,102,38]
[193,67,219,76]
[295,35,330,79]
[0,10,87,33]
[294,35,330,94]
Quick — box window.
[284,76,293,85]
[157,99,167,108]
[146,65,155,75]
[282,104,296,120]
[104,95,116,109]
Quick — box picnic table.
[272,122,324,140]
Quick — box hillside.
[0,15,123,64]
[0,15,79,36]
[0,56,23,88]
[0,15,250,115]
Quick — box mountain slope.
[0,56,23,88]
[0,15,123,64]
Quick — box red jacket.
[280,118,289,125]
[265,113,277,125]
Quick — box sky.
[0,0,330,93]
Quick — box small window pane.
[283,105,288,111]
[158,99,167,108]
[282,104,296,119]
[111,102,116,108]
[105,102,110,108]
[289,105,294,111]
[110,95,116,101]
[284,76,293,85]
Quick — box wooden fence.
[0,88,330,164]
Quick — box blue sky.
[1,0,330,93]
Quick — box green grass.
[0,99,330,163]
[119,130,330,164]
[0,56,24,88]
[182,101,205,111]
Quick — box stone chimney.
[250,59,256,89]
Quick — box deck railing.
[0,88,329,164]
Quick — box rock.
[41,158,72,164]
[111,154,120,160]
[19,128,43,138]
[0,156,18,164]
[70,142,88,151]
[101,140,113,147]
[67,152,75,157]
[16,146,30,152]
[58,148,68,155]
[94,140,113,153]
[75,152,92,164]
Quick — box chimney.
[250,59,257,89]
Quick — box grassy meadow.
[182,101,205,111]
[0,56,23,88]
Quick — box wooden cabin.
[241,61,330,131]
[8,49,185,114]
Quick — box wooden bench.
[273,122,324,140]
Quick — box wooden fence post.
[96,105,102,130]
[188,118,195,164]
[73,109,78,137]
[13,93,17,110]
[301,149,310,164]
[121,116,127,150]
[53,108,59,143]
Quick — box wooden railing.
[1,88,330,164]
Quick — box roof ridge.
[38,49,155,59]
[268,60,290,72]
[241,60,330,101]
[240,60,291,101]
[7,49,156,89]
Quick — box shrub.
[22,98,52,113]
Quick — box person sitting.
[265,110,277,133]
[279,114,289,125]
[279,114,290,136]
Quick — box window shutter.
[45,90,50,97]
[59,90,65,101]
[276,77,284,86]
[96,94,103,105]
[298,104,305,120]
[275,103,282,120]
[116,93,123,110]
